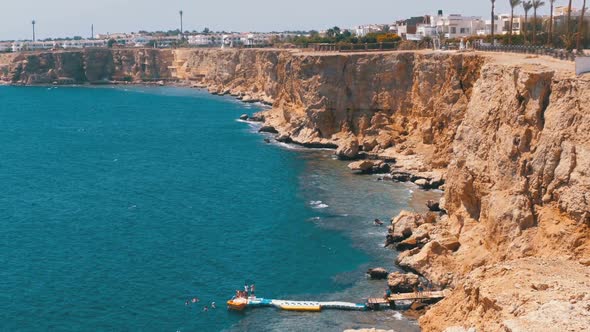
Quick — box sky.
[1,0,563,41]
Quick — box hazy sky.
[2,0,561,40]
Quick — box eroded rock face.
[387,272,422,293]
[336,137,360,160]
[348,160,390,174]
[419,257,590,332]
[7,49,174,84]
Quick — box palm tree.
[547,0,556,46]
[577,0,587,52]
[509,0,522,45]
[32,20,36,42]
[491,0,497,44]
[522,1,533,43]
[566,0,573,37]
[532,0,545,45]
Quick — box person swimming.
[203,306,208,312]
[373,218,384,226]
[211,302,216,309]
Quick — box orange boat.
[227,297,248,311]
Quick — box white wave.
[392,311,403,320]
[275,142,308,151]
[309,200,329,209]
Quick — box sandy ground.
[291,48,590,78]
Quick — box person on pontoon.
[384,288,392,299]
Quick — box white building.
[416,24,438,38]
[221,34,243,48]
[0,42,12,52]
[241,33,272,46]
[62,39,107,48]
[480,14,523,36]
[11,41,57,52]
[555,6,575,17]
[430,12,485,38]
[188,34,219,46]
[354,24,386,37]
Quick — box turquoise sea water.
[0,86,421,331]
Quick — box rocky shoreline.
[2,48,589,331]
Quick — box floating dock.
[228,297,366,312]
[227,290,447,312]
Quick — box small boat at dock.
[226,297,248,311]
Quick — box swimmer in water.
[211,302,216,309]
[374,218,384,226]
[192,297,199,303]
[203,306,209,312]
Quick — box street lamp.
[179,10,184,39]
[32,20,36,42]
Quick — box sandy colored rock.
[386,211,425,245]
[387,272,421,293]
[348,160,376,172]
[336,137,360,160]
[420,257,590,332]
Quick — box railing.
[310,42,399,52]
[474,44,577,61]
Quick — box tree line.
[493,0,588,51]
[286,27,403,47]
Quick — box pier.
[227,290,448,312]
[366,290,448,310]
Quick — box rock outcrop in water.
[3,48,589,331]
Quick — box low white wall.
[576,56,590,76]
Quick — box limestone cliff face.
[170,49,589,330]
[5,49,173,84]
[172,49,483,166]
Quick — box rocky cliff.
[171,49,589,331]
[3,48,589,331]
[3,48,173,84]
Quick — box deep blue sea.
[0,85,433,331]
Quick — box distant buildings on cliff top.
[0,31,297,52]
[354,5,589,41]
[1,5,589,52]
